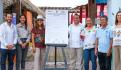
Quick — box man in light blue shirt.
[0,13,18,70]
[95,16,113,70]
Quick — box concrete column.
[88,0,96,23]
[0,0,3,24]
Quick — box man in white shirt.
[0,13,18,70]
[68,14,84,70]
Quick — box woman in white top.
[113,11,121,70]
[81,17,97,70]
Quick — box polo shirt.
[96,26,113,53]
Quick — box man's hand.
[7,45,14,50]
[107,48,112,56]
[95,48,98,56]
[107,38,113,56]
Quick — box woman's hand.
[80,35,85,41]
[32,47,36,53]
[95,48,98,56]
[41,37,45,44]
[21,43,27,49]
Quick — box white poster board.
[45,10,68,46]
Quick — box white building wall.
[107,1,121,70]
[107,0,121,26]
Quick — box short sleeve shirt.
[96,26,113,53]
[68,23,84,48]
[81,26,96,50]
[31,27,45,48]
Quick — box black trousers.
[98,52,112,70]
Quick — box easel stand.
[43,45,68,70]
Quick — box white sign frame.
[45,9,69,46]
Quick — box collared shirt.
[81,26,96,50]
[68,23,84,48]
[96,26,113,53]
[0,22,18,49]
[17,23,31,44]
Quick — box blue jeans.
[1,49,15,70]
[84,48,97,70]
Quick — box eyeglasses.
[100,19,107,21]
[37,19,43,21]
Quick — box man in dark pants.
[0,13,18,70]
[95,16,113,70]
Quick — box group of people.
[68,11,121,70]
[0,11,121,70]
[0,13,45,70]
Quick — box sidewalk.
[25,61,100,70]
